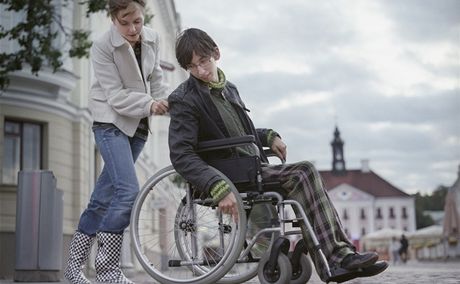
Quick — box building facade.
[0,1,186,278]
[320,127,416,245]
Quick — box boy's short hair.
[175,28,218,69]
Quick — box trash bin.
[14,170,63,282]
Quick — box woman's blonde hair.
[108,0,146,20]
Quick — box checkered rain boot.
[64,231,95,284]
[95,232,133,284]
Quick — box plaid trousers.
[261,161,354,280]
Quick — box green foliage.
[1,0,63,89]
[69,29,93,58]
[80,0,108,17]
[413,185,448,229]
[0,0,153,90]
[144,7,154,25]
[415,206,434,229]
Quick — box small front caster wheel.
[258,252,292,284]
[291,254,313,284]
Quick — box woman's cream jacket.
[88,25,168,136]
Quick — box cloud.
[174,0,460,194]
[380,0,460,42]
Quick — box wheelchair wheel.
[130,165,247,284]
[290,254,313,284]
[257,252,292,284]
[218,202,279,283]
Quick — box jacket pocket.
[91,91,107,102]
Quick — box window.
[376,208,382,219]
[389,207,395,219]
[361,227,366,236]
[402,207,408,219]
[343,209,348,220]
[2,120,42,185]
[360,208,366,220]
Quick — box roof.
[319,169,411,198]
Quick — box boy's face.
[187,51,219,83]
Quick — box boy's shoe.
[341,251,378,270]
[328,260,389,283]
[356,260,389,278]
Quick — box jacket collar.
[110,24,155,47]
[188,75,247,109]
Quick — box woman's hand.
[150,99,169,115]
[271,136,287,162]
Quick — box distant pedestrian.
[399,234,409,263]
[389,236,400,264]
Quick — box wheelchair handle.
[196,135,256,152]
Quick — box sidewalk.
[2,259,460,283]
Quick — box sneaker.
[341,251,378,270]
[328,260,389,283]
[356,260,389,277]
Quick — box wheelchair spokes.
[130,166,246,284]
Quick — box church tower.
[331,126,346,174]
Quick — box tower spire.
[331,125,346,175]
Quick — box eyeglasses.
[186,56,212,71]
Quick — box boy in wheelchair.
[168,28,388,283]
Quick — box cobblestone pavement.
[132,260,460,284]
[293,260,460,284]
[2,260,459,283]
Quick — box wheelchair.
[130,135,352,284]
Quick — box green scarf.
[207,68,226,91]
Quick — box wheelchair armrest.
[196,135,256,153]
[264,148,286,164]
[264,148,276,157]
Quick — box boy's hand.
[271,136,287,162]
[218,192,239,223]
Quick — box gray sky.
[174,0,460,195]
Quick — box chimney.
[361,159,370,173]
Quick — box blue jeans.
[78,124,145,235]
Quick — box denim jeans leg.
[78,168,113,236]
[78,126,145,235]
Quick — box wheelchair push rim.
[130,165,247,284]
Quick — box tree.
[413,185,448,229]
[415,204,434,229]
[0,0,153,90]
